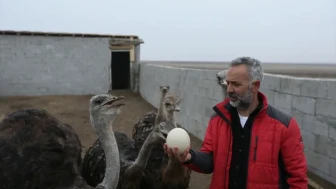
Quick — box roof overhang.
[0,30,139,39]
[108,37,144,51]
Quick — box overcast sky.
[0,0,335,63]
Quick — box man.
[163,57,308,189]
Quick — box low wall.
[139,63,336,185]
[0,35,111,96]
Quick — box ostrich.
[132,85,170,144]
[216,69,228,98]
[0,94,125,189]
[132,94,191,189]
[155,85,170,125]
[82,111,170,188]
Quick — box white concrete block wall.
[0,35,111,96]
[139,63,336,185]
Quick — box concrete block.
[314,135,335,157]
[331,158,336,180]
[204,69,222,80]
[208,88,223,101]
[327,138,336,159]
[302,114,329,137]
[274,92,292,110]
[260,88,275,105]
[291,96,315,115]
[300,79,328,98]
[308,165,336,186]
[305,148,330,175]
[193,119,204,139]
[301,130,315,150]
[184,76,197,85]
[196,79,218,90]
[291,110,304,129]
[280,77,301,95]
[330,126,336,140]
[327,81,336,101]
[261,75,281,91]
[185,69,202,78]
[316,99,336,119]
[205,106,214,118]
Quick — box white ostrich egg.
[166,128,190,155]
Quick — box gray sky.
[0,0,335,63]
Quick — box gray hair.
[230,57,264,84]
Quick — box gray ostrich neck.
[128,131,155,171]
[164,110,176,127]
[155,92,167,125]
[92,116,120,189]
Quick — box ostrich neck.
[92,116,120,189]
[165,112,176,127]
[155,92,167,125]
[132,132,155,169]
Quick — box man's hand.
[163,143,191,163]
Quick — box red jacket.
[184,92,308,189]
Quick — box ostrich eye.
[164,103,171,106]
[94,98,105,105]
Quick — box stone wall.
[0,35,111,96]
[138,63,336,185]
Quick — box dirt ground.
[0,90,212,189]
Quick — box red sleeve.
[183,118,214,173]
[281,117,308,188]
[200,119,213,153]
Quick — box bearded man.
[164,57,308,189]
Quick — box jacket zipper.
[253,136,259,161]
[212,106,232,189]
[223,132,231,189]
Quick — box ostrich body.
[0,94,124,189]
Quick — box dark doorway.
[111,51,130,90]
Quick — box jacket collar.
[213,91,269,117]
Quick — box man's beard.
[228,89,253,110]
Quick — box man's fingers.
[172,147,187,162]
[184,146,190,156]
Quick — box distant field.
[141,61,336,78]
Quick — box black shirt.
[228,99,263,189]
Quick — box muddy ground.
[0,90,212,189]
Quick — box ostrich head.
[160,85,170,93]
[147,122,173,144]
[163,95,181,113]
[89,94,125,132]
[216,70,227,86]
[216,70,228,99]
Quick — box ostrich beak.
[103,96,125,107]
[158,130,169,140]
[156,122,170,140]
